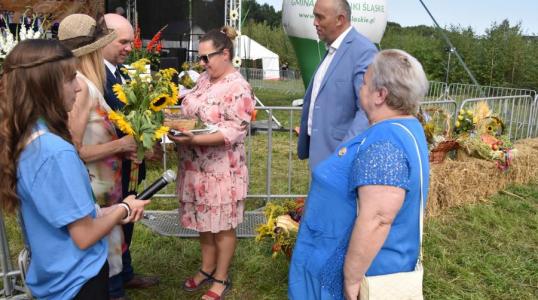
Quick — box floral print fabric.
[78,73,123,206]
[177,70,255,232]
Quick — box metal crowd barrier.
[239,68,305,95]
[426,81,448,101]
[157,106,308,202]
[156,96,537,201]
[448,83,536,103]
[528,94,538,138]
[0,213,27,298]
[420,100,458,120]
[458,95,536,140]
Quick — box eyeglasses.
[198,49,223,63]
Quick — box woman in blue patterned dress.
[289,49,430,300]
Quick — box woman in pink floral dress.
[168,26,255,300]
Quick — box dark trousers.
[74,262,109,300]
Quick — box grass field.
[2,184,536,299]
[122,184,538,299]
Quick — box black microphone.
[136,170,177,200]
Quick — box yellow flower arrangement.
[455,102,514,170]
[256,198,304,259]
[112,84,128,104]
[108,58,179,162]
[149,94,174,112]
[154,126,170,140]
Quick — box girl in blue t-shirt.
[0,40,151,300]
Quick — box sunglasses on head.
[198,49,223,63]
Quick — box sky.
[257,0,538,35]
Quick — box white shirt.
[307,26,353,136]
[104,59,125,84]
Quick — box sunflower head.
[150,94,172,112]
[154,126,170,140]
[108,111,134,136]
[112,84,128,104]
[169,83,179,101]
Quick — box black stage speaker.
[160,48,187,67]
[192,0,225,32]
[137,0,190,40]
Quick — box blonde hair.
[77,50,106,93]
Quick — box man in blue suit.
[102,13,159,300]
[298,0,378,168]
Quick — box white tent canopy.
[237,35,280,80]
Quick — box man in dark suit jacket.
[102,13,159,300]
[297,0,377,169]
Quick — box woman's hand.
[343,185,406,300]
[343,276,361,300]
[119,135,137,153]
[167,130,195,145]
[120,195,151,224]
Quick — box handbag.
[359,123,426,300]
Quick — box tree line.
[241,1,537,90]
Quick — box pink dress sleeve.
[216,81,255,149]
[181,73,208,117]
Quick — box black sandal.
[182,269,215,292]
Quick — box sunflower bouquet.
[108,58,178,163]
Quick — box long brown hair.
[0,39,76,213]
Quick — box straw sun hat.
[58,14,116,57]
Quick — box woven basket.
[163,108,196,131]
[430,140,459,164]
[164,119,196,131]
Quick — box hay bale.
[427,138,538,216]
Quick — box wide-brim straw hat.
[58,14,116,57]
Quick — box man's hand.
[145,143,164,161]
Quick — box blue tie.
[114,68,123,84]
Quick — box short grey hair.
[368,49,429,115]
[335,0,351,21]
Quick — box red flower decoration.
[133,25,142,50]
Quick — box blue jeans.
[108,222,135,297]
